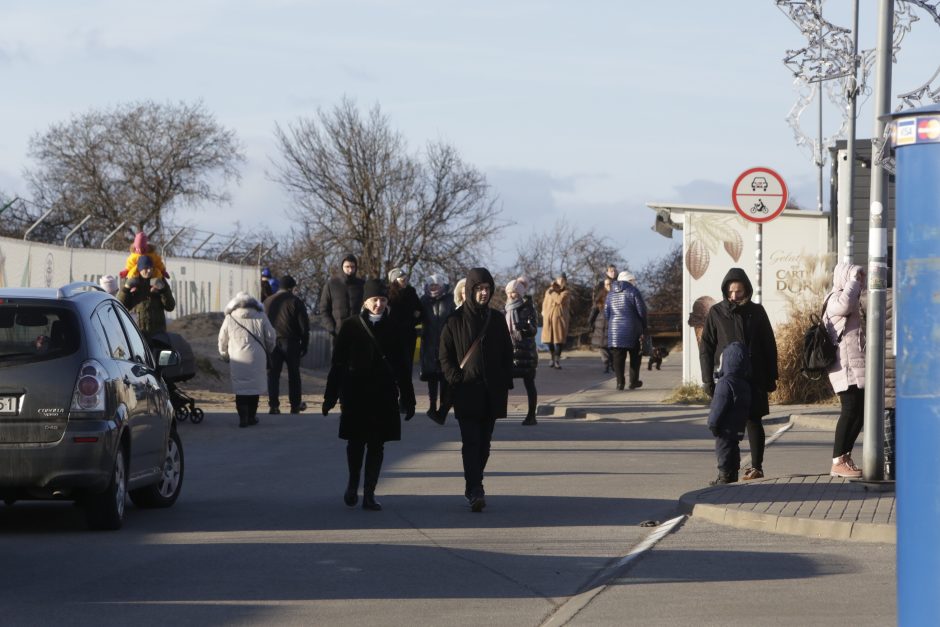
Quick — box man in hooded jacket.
[439,268,514,512]
[699,267,778,481]
[320,254,365,342]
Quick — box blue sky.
[1,1,938,271]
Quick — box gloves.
[321,399,336,416]
[704,382,715,398]
[404,405,415,421]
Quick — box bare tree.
[271,97,502,282]
[636,243,682,313]
[18,101,244,246]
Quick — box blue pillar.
[890,103,940,624]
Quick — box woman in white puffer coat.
[218,292,277,428]
[824,262,867,478]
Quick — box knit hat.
[98,274,118,295]
[618,270,636,284]
[133,232,148,254]
[505,279,522,296]
[261,267,272,278]
[363,278,387,301]
[280,274,297,289]
[137,255,154,271]
[388,267,406,283]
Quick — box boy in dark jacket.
[706,341,752,485]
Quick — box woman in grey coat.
[824,262,867,478]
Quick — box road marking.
[540,515,687,627]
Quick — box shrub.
[664,382,711,405]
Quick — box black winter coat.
[700,268,778,418]
[506,298,538,378]
[264,289,310,350]
[439,269,514,420]
[319,274,365,335]
[324,310,416,442]
[388,283,423,339]
[419,289,454,380]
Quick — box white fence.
[0,235,259,319]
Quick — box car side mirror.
[158,350,180,367]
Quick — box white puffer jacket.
[218,292,277,395]
[824,263,866,393]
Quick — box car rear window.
[0,305,80,363]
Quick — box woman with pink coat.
[824,262,867,478]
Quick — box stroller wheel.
[174,407,186,422]
[190,407,205,424]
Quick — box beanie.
[618,271,636,284]
[261,267,272,278]
[388,267,406,283]
[280,275,297,290]
[133,232,148,255]
[363,279,387,301]
[137,255,154,271]
[505,279,521,295]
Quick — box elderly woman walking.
[218,292,277,428]
[506,279,539,425]
[824,263,867,478]
[541,272,571,369]
[322,279,416,511]
[419,274,454,425]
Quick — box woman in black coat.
[505,279,539,425]
[439,268,514,512]
[322,279,416,511]
[418,274,454,424]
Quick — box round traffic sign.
[731,167,788,223]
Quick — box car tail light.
[71,360,106,412]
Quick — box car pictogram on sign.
[751,176,768,192]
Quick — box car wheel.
[85,446,127,530]
[129,429,184,508]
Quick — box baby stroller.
[150,332,204,424]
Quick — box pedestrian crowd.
[97,232,869,509]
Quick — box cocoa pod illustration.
[685,238,710,280]
[723,230,743,262]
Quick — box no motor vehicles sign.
[731,167,788,223]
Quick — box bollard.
[889,103,940,624]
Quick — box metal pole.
[239,243,260,264]
[101,221,127,248]
[260,243,278,265]
[63,215,92,247]
[817,4,824,213]
[0,197,19,215]
[191,233,214,257]
[161,227,186,257]
[754,223,762,304]
[862,0,892,481]
[23,209,53,241]
[843,0,860,263]
[216,237,239,261]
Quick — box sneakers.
[628,380,643,390]
[470,495,486,512]
[831,454,862,478]
[741,467,764,480]
[268,407,281,415]
[709,471,738,486]
[290,402,307,414]
[521,416,538,426]
[427,408,446,426]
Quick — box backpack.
[801,293,846,380]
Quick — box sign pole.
[754,223,762,304]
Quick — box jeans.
[268,337,302,410]
[457,415,496,497]
[714,435,741,474]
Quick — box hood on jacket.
[453,278,467,307]
[831,262,862,292]
[717,341,750,379]
[721,267,753,301]
[464,267,495,316]
[225,291,263,315]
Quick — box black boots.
[709,471,738,486]
[344,474,359,507]
[521,414,537,426]
[362,493,382,511]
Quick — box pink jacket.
[824,263,866,393]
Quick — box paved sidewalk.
[536,350,897,544]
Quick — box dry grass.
[664,382,711,405]
[769,253,837,406]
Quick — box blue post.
[890,103,940,623]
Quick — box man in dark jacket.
[439,268,514,512]
[117,255,176,340]
[320,254,365,341]
[700,267,778,481]
[264,274,310,414]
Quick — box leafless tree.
[636,243,682,313]
[271,97,502,283]
[15,101,245,246]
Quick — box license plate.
[0,396,18,415]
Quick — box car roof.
[0,282,111,306]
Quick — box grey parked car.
[0,282,184,529]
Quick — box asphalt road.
[0,354,895,626]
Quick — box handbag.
[459,310,491,370]
[229,316,272,369]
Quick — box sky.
[1,1,938,274]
